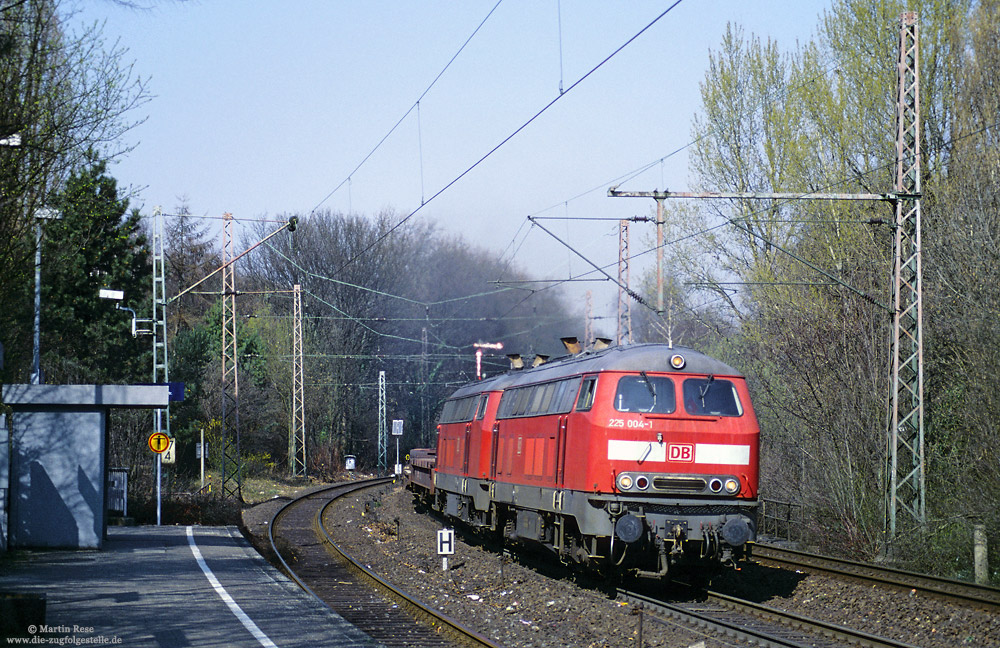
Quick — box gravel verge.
[244,482,999,648]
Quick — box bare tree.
[0,0,149,380]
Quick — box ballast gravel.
[243,482,998,648]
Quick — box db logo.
[668,444,694,462]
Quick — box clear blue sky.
[73,1,828,327]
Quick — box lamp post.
[31,208,62,384]
[99,288,162,523]
[0,133,20,376]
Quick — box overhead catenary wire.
[520,111,1000,301]
[331,0,687,276]
[302,288,462,351]
[308,0,505,216]
[182,12,1000,356]
[531,86,1000,299]
[261,240,520,308]
[248,314,568,323]
[493,17,909,277]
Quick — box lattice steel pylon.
[420,327,429,446]
[377,370,387,472]
[289,284,306,477]
[151,207,170,525]
[220,213,242,500]
[886,11,925,539]
[151,207,170,437]
[617,219,632,345]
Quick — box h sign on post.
[437,528,455,571]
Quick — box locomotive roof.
[447,343,743,399]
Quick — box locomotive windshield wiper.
[639,371,657,412]
[640,371,656,399]
[698,374,715,405]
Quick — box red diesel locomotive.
[407,340,760,578]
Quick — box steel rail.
[267,478,391,601]
[269,476,500,647]
[315,488,505,648]
[618,587,922,648]
[752,543,1000,611]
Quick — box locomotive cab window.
[614,374,676,413]
[682,377,743,416]
[575,376,598,411]
[475,394,489,420]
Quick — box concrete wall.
[8,409,106,549]
[1,414,8,552]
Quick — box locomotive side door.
[490,421,501,480]
[463,393,488,476]
[555,415,568,488]
[462,422,472,475]
[555,375,595,488]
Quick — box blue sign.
[139,382,185,401]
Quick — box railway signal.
[473,341,503,380]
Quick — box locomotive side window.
[682,377,743,416]
[497,377,585,419]
[530,383,550,413]
[614,375,676,413]
[438,399,458,423]
[497,391,514,417]
[459,396,478,421]
[497,387,529,418]
[439,395,480,423]
[555,377,582,412]
[575,376,598,411]
[511,388,532,416]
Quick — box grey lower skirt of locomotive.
[406,450,756,579]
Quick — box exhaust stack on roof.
[592,338,612,351]
[560,337,582,355]
[507,354,524,370]
[532,354,549,367]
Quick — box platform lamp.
[31,207,61,385]
[98,288,152,337]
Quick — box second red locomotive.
[408,339,760,578]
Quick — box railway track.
[752,543,1000,612]
[270,481,991,647]
[268,478,503,648]
[618,587,923,648]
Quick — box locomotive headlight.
[635,475,649,490]
[670,353,686,369]
[724,478,740,494]
[617,474,633,490]
[709,478,723,493]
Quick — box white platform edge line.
[186,526,278,648]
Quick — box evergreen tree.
[165,199,219,335]
[39,158,151,383]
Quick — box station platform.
[1,525,380,647]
